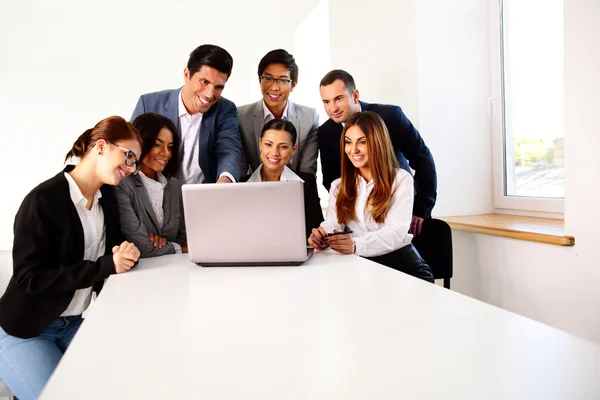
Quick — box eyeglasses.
[260,76,292,86]
[90,140,140,174]
[109,142,140,174]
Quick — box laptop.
[181,181,314,266]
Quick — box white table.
[40,252,600,399]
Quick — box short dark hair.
[261,118,298,145]
[132,113,180,178]
[187,44,233,78]
[258,49,298,83]
[320,69,356,93]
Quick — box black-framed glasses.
[260,76,292,86]
[90,141,141,175]
[109,142,140,174]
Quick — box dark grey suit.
[115,174,186,258]
[237,100,319,175]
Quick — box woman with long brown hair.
[0,116,143,399]
[308,111,434,282]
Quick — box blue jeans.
[0,315,83,400]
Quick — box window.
[490,0,564,216]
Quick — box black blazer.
[0,167,125,339]
[241,171,324,239]
[317,101,437,219]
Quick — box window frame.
[489,0,564,218]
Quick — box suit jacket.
[318,101,437,219]
[115,174,186,258]
[132,88,243,182]
[241,170,323,239]
[0,167,124,339]
[237,100,319,175]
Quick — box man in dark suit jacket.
[131,44,243,183]
[318,69,437,235]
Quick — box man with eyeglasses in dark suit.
[237,49,319,176]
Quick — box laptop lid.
[182,181,308,265]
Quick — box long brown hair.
[336,111,399,224]
[65,116,142,162]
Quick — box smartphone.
[327,229,353,237]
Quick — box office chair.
[412,218,453,289]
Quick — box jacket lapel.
[59,168,85,257]
[162,179,174,229]
[286,101,300,170]
[133,175,160,234]
[164,89,181,135]
[199,110,213,181]
[252,101,264,166]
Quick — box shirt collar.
[178,88,203,119]
[247,165,304,183]
[358,173,374,187]
[280,165,304,182]
[64,172,102,208]
[139,170,168,185]
[341,102,362,127]
[263,100,289,121]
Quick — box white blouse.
[321,169,414,257]
[61,172,106,316]
[139,171,168,228]
[247,165,304,183]
[138,171,181,254]
[139,171,182,254]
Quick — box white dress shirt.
[176,89,235,184]
[177,89,204,184]
[247,165,304,183]
[138,171,181,254]
[263,100,289,124]
[61,172,106,316]
[321,169,414,257]
[139,171,168,228]
[341,103,362,127]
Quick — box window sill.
[438,214,574,246]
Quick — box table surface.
[40,252,600,399]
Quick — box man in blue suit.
[131,44,242,184]
[318,69,437,235]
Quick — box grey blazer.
[115,174,186,258]
[237,100,319,175]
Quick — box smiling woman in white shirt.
[0,116,142,400]
[308,111,434,282]
[242,118,323,239]
[116,113,188,257]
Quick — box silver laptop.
[182,181,314,266]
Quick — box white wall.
[450,0,600,344]
[327,0,492,217]
[328,0,420,126]
[416,0,493,217]
[0,0,304,249]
